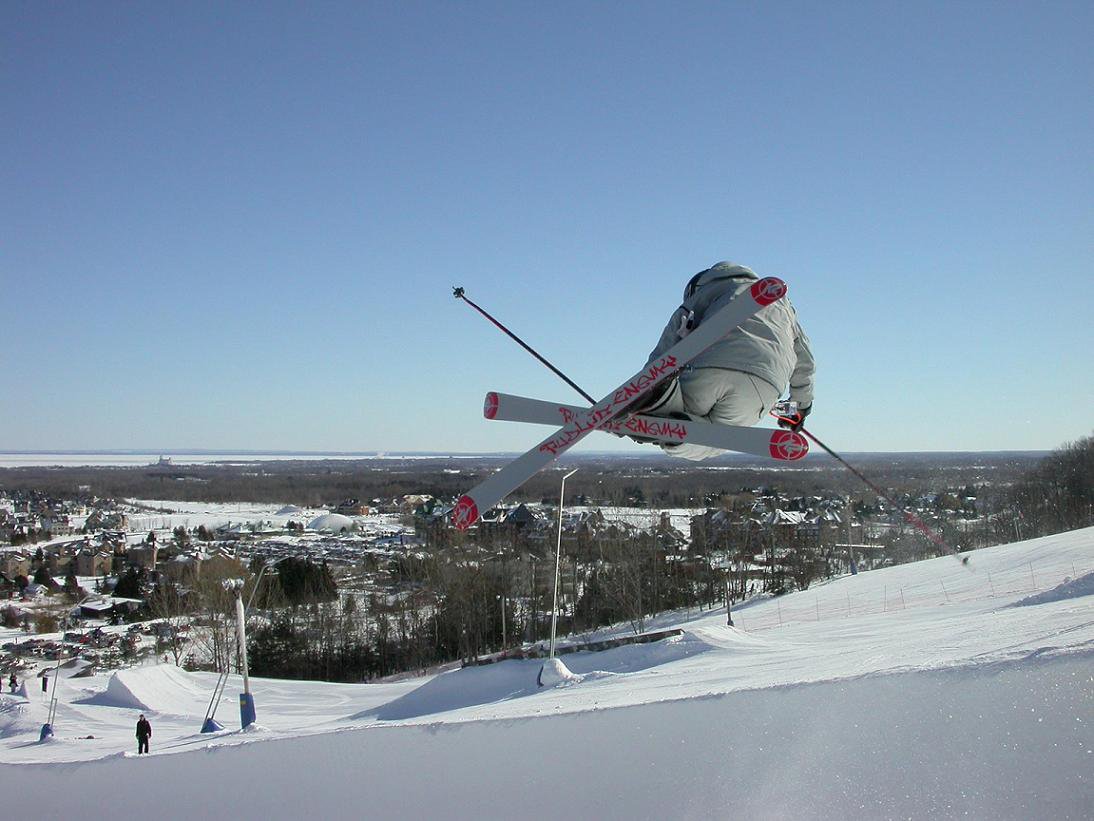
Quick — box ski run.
[2,526,1091,819]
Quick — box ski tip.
[452,495,479,530]
[751,277,787,306]
[484,392,499,420]
[769,430,808,461]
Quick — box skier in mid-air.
[637,261,815,460]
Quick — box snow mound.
[357,632,712,721]
[275,505,303,516]
[537,657,578,687]
[1011,570,1094,607]
[81,666,210,716]
[0,698,42,738]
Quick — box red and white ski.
[482,391,808,461]
[451,277,788,529]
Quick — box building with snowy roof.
[306,513,357,533]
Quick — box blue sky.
[3,2,1091,454]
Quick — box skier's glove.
[776,403,811,433]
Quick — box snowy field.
[124,499,330,532]
[2,528,1091,819]
[122,499,411,540]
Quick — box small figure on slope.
[640,261,815,460]
[136,713,152,754]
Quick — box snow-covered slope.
[3,528,1091,819]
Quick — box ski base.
[484,391,808,461]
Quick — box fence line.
[741,562,1089,632]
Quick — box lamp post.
[548,469,578,660]
[538,469,578,687]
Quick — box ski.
[483,391,808,461]
[451,277,789,529]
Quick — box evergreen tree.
[113,566,146,599]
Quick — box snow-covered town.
[1,476,1090,817]
[0,472,1029,681]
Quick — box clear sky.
[3,1,1091,455]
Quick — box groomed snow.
[2,527,1091,819]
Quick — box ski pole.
[797,426,970,566]
[452,286,595,405]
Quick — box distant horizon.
[0,446,1054,459]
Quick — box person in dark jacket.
[136,714,152,754]
[8,672,16,693]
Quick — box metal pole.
[549,469,578,659]
[40,646,65,740]
[229,580,256,729]
[234,590,250,695]
[798,426,969,566]
[453,287,595,404]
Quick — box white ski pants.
[647,368,780,461]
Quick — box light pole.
[539,469,578,687]
[549,469,578,660]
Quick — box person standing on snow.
[639,261,815,460]
[136,714,152,754]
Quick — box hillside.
[3,527,1091,819]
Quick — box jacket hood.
[684,262,757,298]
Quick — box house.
[46,547,78,576]
[40,514,74,537]
[1,552,31,578]
[78,598,116,619]
[126,543,159,571]
[503,504,540,529]
[75,549,114,578]
[77,597,142,619]
[334,498,370,516]
[163,554,201,582]
[402,494,434,514]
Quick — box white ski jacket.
[647,262,815,410]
